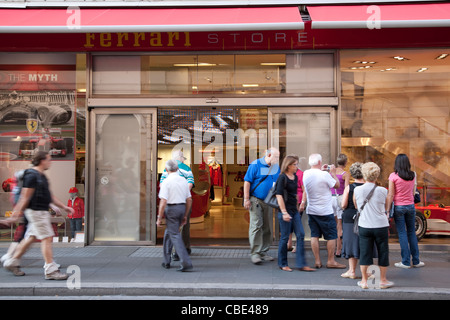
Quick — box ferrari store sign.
[2,27,450,52]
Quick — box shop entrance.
[88,108,158,245]
[156,107,268,245]
[156,106,336,245]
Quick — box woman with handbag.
[354,162,393,289]
[275,155,315,272]
[387,154,425,269]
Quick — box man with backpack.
[2,151,74,280]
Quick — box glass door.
[88,108,157,245]
[268,107,337,239]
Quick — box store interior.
[155,107,267,245]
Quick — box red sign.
[1,25,450,52]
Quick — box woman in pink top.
[332,154,350,257]
[387,154,424,269]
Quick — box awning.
[308,3,450,29]
[0,7,304,33]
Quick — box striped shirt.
[160,160,195,186]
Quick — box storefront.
[0,1,449,246]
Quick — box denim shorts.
[308,214,337,240]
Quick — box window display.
[340,48,450,241]
[0,53,86,242]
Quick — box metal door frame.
[87,107,158,246]
[267,106,338,241]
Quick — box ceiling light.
[353,61,376,64]
[173,63,217,67]
[380,67,397,72]
[436,54,449,60]
[349,66,372,70]
[417,68,428,73]
[393,56,409,61]
[260,62,286,66]
[242,84,259,87]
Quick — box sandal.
[280,266,293,272]
[341,271,358,279]
[357,281,368,289]
[298,266,315,272]
[380,281,394,289]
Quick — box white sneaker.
[45,270,69,280]
[413,261,425,268]
[394,262,411,269]
[261,254,275,261]
[0,253,11,265]
[251,255,262,265]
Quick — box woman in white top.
[353,162,393,289]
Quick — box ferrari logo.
[424,210,431,219]
[26,119,38,133]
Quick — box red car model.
[390,187,450,241]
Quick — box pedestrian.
[354,162,393,289]
[157,159,193,272]
[243,148,280,265]
[387,154,425,269]
[276,155,315,272]
[332,153,350,257]
[160,150,194,260]
[340,162,365,279]
[287,165,305,252]
[300,153,345,269]
[0,169,30,266]
[2,151,74,280]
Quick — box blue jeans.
[394,204,420,266]
[278,211,307,268]
[69,218,83,239]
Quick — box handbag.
[414,188,421,204]
[263,174,287,209]
[353,184,378,235]
[413,171,421,204]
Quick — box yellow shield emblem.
[26,119,38,134]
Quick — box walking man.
[160,150,194,259]
[243,148,280,264]
[157,159,193,272]
[300,153,346,269]
[3,151,75,279]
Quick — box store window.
[340,48,449,239]
[0,53,87,242]
[92,53,335,96]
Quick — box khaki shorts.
[24,209,55,240]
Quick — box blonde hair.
[361,162,380,182]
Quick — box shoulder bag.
[353,184,378,235]
[263,173,288,210]
[242,165,273,207]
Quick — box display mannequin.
[67,187,84,241]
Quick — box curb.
[1,282,450,300]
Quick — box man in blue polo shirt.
[243,148,280,264]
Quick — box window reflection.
[340,49,450,207]
[93,53,335,96]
